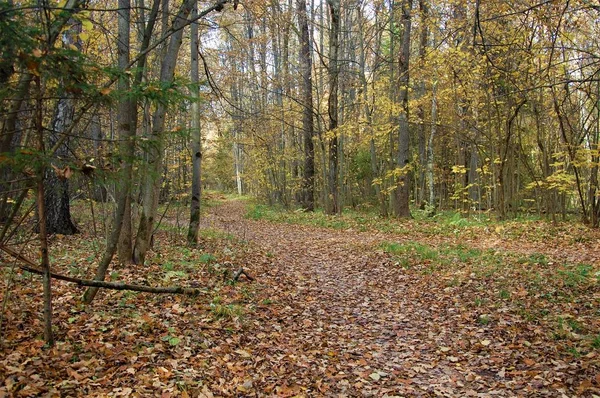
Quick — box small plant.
[591,334,600,349]
[199,253,217,264]
[164,270,187,282]
[246,204,268,220]
[567,318,583,333]
[567,346,581,358]
[518,253,548,266]
[210,298,244,320]
[477,314,490,325]
[499,289,510,300]
[162,327,181,346]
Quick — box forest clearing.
[2,0,600,396]
[2,196,600,396]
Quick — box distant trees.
[214,0,600,223]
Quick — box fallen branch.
[0,245,205,296]
[232,267,254,282]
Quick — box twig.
[0,245,206,296]
[232,267,254,282]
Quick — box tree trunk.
[133,0,203,264]
[428,80,437,213]
[117,0,160,265]
[394,0,413,218]
[83,0,136,302]
[44,95,78,235]
[416,0,429,209]
[35,75,54,346]
[188,1,202,244]
[326,0,340,215]
[297,0,315,211]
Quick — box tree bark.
[416,0,429,208]
[44,97,78,235]
[188,1,202,244]
[394,0,413,218]
[134,0,204,264]
[35,76,54,346]
[326,0,340,215]
[43,18,82,235]
[83,0,136,303]
[297,0,315,211]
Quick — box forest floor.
[2,197,600,397]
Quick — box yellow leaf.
[82,19,93,31]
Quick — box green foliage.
[592,335,600,349]
[380,241,438,261]
[199,253,217,264]
[558,264,593,288]
[247,204,269,220]
[210,296,243,320]
[162,328,181,346]
[349,148,373,182]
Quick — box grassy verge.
[379,239,600,357]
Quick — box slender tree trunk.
[394,0,413,218]
[187,2,202,244]
[297,0,315,211]
[117,0,159,264]
[416,0,429,208]
[83,0,136,303]
[326,0,340,215]
[590,82,600,227]
[133,0,203,264]
[428,80,437,212]
[35,76,54,346]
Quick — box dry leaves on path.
[1,199,599,396]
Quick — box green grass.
[210,296,244,320]
[591,335,600,349]
[558,264,593,288]
[199,253,217,264]
[379,241,488,271]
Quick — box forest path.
[199,200,593,397]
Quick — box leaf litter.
[1,198,599,396]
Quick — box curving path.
[199,200,598,397]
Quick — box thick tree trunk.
[297,0,315,211]
[44,97,78,235]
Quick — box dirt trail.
[200,200,597,397]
